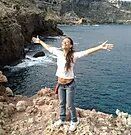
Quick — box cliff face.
[35,0,131,24]
[0,0,63,67]
[63,0,131,24]
[0,2,24,66]
[72,0,131,24]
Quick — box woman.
[32,36,113,131]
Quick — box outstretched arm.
[32,36,51,51]
[32,36,61,56]
[74,41,114,59]
[85,41,114,55]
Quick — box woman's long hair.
[64,37,75,71]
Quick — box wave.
[45,36,61,39]
[92,24,99,27]
[4,54,56,71]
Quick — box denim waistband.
[58,79,74,87]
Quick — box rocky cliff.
[0,0,63,67]
[72,0,131,24]
[0,71,131,135]
[35,0,131,24]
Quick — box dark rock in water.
[33,51,45,58]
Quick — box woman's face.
[61,38,72,50]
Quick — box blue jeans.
[58,81,77,122]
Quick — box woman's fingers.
[32,37,36,42]
[106,44,114,51]
[32,37,40,44]
[102,43,114,51]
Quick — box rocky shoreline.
[0,0,63,67]
[0,72,131,135]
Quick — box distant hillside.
[35,0,131,24]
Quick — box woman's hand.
[100,40,114,51]
[32,36,51,50]
[32,36,40,44]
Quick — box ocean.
[4,24,131,115]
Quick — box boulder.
[0,96,6,102]
[0,85,6,96]
[5,87,13,97]
[33,51,45,58]
[0,71,7,83]
[16,100,28,112]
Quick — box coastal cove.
[4,24,131,115]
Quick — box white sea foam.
[45,36,61,39]
[74,42,79,45]
[92,24,99,27]
[18,55,55,68]
[4,55,56,70]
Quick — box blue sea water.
[4,24,131,115]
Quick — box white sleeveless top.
[48,47,88,79]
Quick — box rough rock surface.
[0,71,130,135]
[0,0,63,67]
[0,71,131,135]
[0,71,7,83]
